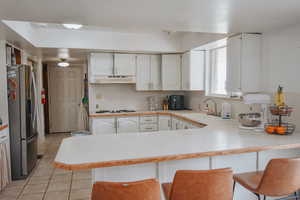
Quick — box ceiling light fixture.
[62,23,83,29]
[57,59,70,67]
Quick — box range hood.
[89,75,136,84]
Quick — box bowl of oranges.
[265,123,295,135]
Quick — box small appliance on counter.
[168,95,185,110]
[240,93,271,131]
[221,102,232,119]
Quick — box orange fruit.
[266,126,276,134]
[276,126,287,135]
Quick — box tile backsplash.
[185,91,261,119]
[88,84,184,113]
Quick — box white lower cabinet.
[139,115,158,132]
[91,118,116,135]
[91,114,200,135]
[158,116,172,131]
[140,115,158,124]
[0,128,11,191]
[172,118,184,130]
[140,124,158,132]
[117,117,139,134]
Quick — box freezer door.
[22,135,37,175]
[7,67,22,179]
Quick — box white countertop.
[54,112,300,169]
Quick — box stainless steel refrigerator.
[7,65,38,180]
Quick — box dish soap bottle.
[275,85,285,107]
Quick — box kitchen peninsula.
[54,112,300,199]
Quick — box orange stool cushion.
[233,171,264,193]
[92,179,161,200]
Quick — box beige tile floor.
[0,133,92,200]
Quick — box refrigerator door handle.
[31,69,37,131]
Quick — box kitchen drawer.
[140,124,158,132]
[140,115,158,124]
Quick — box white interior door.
[48,66,83,133]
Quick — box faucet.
[202,98,219,116]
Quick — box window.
[206,46,228,97]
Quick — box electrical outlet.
[96,93,102,100]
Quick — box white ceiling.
[1,0,300,33]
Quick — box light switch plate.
[96,93,102,99]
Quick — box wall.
[3,20,228,53]
[180,32,227,51]
[0,40,9,125]
[3,20,183,53]
[261,22,300,130]
[186,23,300,131]
[89,84,184,113]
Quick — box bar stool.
[233,158,300,200]
[91,178,161,200]
[162,168,233,200]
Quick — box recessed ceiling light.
[58,62,70,67]
[58,59,70,67]
[62,23,83,29]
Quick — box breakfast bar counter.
[54,112,300,199]
[55,112,300,170]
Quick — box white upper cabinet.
[150,55,161,90]
[114,54,136,76]
[161,54,182,90]
[89,53,114,78]
[136,55,151,90]
[182,51,205,91]
[226,34,262,95]
[136,55,161,91]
